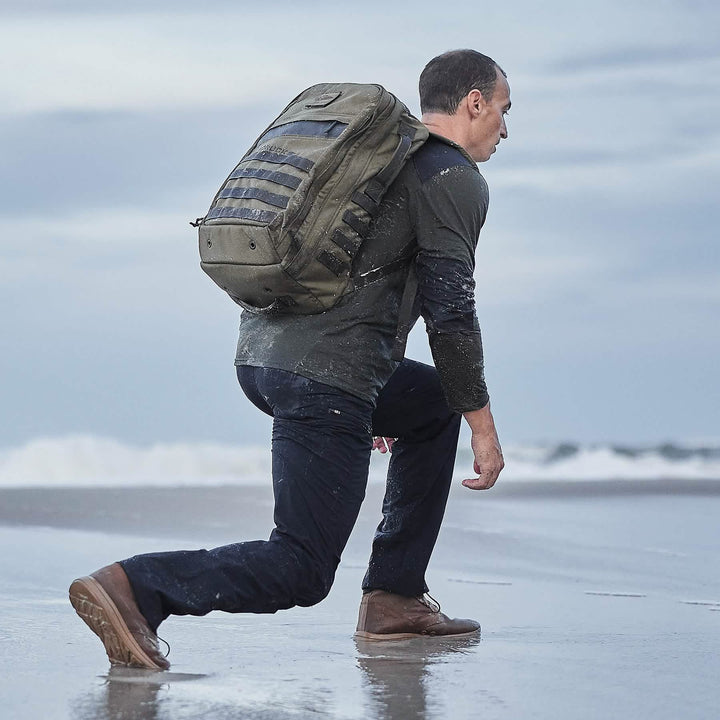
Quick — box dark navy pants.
[121,360,461,632]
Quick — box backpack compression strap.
[353,251,419,363]
[390,260,418,361]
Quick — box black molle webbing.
[363,180,385,204]
[258,120,348,143]
[331,228,361,255]
[244,149,314,172]
[219,187,291,209]
[342,209,370,237]
[351,190,381,216]
[229,167,302,190]
[374,131,413,187]
[317,250,348,277]
[206,206,279,223]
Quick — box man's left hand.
[372,437,396,454]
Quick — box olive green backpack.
[194,83,428,346]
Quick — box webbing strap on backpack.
[353,246,419,363]
[391,261,419,362]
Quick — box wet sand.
[1,479,718,719]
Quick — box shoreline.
[1,477,718,542]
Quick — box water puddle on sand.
[105,667,209,684]
[584,591,646,598]
[448,578,513,586]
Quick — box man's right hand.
[461,404,504,490]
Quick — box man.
[69,49,510,669]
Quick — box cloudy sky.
[1,0,718,448]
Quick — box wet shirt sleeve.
[412,165,490,412]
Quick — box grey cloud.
[491,184,719,262]
[0,0,320,16]
[495,143,701,171]
[0,106,273,218]
[551,45,720,74]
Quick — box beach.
[1,471,718,719]
[2,0,718,717]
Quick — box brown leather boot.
[69,563,170,670]
[355,590,480,640]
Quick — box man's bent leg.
[120,369,374,632]
[363,359,461,597]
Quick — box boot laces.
[418,593,441,613]
[157,634,171,658]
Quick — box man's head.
[419,49,511,162]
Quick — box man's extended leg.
[71,368,374,666]
[122,368,373,630]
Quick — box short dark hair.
[419,49,505,115]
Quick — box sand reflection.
[355,634,482,719]
[73,667,207,720]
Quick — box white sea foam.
[0,435,718,488]
[456,443,720,481]
[0,436,271,488]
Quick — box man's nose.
[500,118,508,139]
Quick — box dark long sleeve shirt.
[235,135,490,412]
[411,142,489,411]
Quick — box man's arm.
[411,161,504,489]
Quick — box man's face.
[468,68,511,162]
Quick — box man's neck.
[421,112,470,154]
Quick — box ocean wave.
[0,435,718,488]
[0,436,271,488]
[456,443,720,481]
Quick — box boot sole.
[354,627,481,641]
[69,576,165,670]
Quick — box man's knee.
[272,535,337,607]
[409,404,461,444]
[294,568,335,607]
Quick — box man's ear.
[466,89,485,117]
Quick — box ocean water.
[1,435,718,488]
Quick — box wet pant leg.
[121,367,374,632]
[363,359,462,597]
